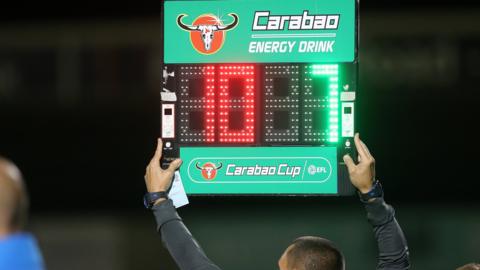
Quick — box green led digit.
[303,64,339,143]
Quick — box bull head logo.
[195,162,223,180]
[177,13,239,54]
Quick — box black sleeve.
[364,197,411,270]
[152,200,222,270]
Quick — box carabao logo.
[177,13,239,55]
[195,162,223,181]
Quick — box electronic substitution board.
[161,0,358,196]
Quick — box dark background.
[0,1,479,269]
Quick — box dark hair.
[286,236,344,270]
[457,263,480,270]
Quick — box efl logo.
[177,13,239,55]
[308,165,328,176]
[195,162,223,181]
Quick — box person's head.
[457,263,480,270]
[278,236,345,270]
[0,156,28,237]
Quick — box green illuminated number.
[303,64,339,143]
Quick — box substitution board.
[161,0,359,195]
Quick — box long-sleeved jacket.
[153,197,410,270]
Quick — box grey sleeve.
[364,197,410,270]
[152,200,222,270]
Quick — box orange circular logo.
[177,13,239,55]
[195,162,223,181]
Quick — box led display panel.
[161,0,358,195]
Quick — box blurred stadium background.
[0,1,479,269]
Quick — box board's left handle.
[161,103,179,169]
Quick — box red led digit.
[218,65,256,143]
[205,65,215,143]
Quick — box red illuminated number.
[178,65,256,144]
[218,65,256,143]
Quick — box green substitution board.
[162,0,358,195]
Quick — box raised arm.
[144,139,221,270]
[343,134,410,270]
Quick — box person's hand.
[145,139,182,202]
[343,133,375,194]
